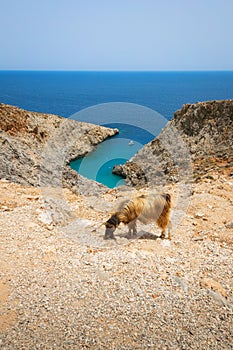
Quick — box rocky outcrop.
[115,100,233,186]
[0,103,118,193]
[112,162,147,187]
[1,100,233,194]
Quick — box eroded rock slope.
[114,100,233,186]
[0,103,118,193]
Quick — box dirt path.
[0,176,233,349]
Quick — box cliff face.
[114,100,233,186]
[0,103,118,193]
[1,100,233,193]
[173,100,233,171]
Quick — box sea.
[1,70,233,187]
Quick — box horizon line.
[1,69,233,73]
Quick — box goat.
[104,193,171,240]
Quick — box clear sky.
[1,0,233,71]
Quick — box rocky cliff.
[113,100,233,186]
[0,103,118,194]
[1,100,233,193]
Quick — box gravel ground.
[0,176,233,349]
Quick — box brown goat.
[104,193,171,240]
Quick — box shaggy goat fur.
[104,193,171,240]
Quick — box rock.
[96,270,109,281]
[194,212,204,219]
[112,164,126,177]
[225,221,233,229]
[1,205,10,212]
[160,240,171,247]
[26,195,40,200]
[207,290,231,307]
[200,277,227,297]
[37,211,53,225]
[112,162,147,187]
[172,276,189,293]
[115,237,129,245]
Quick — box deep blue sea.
[1,70,233,187]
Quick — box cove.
[70,123,155,188]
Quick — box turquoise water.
[68,102,181,188]
[70,135,145,188]
[1,70,233,187]
[70,135,143,187]
[70,121,160,187]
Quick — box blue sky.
[1,0,233,70]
